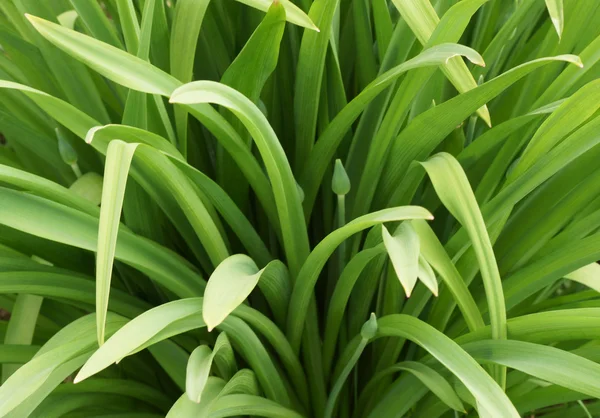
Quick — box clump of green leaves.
[0,0,600,417]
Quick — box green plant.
[0,0,599,416]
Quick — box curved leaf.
[287,206,432,351]
[170,81,309,277]
[376,314,519,417]
[382,223,420,297]
[203,254,264,331]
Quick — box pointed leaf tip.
[202,255,265,331]
[382,223,420,298]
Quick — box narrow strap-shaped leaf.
[26,14,180,96]
[322,245,385,376]
[324,315,377,418]
[390,0,490,125]
[299,43,485,217]
[0,187,201,298]
[235,0,318,30]
[256,260,291,329]
[211,332,237,381]
[293,0,340,170]
[115,0,140,53]
[0,163,99,215]
[544,0,564,39]
[511,80,600,179]
[13,18,312,236]
[170,0,210,157]
[464,339,600,400]
[96,140,138,346]
[0,314,127,418]
[206,394,305,418]
[348,0,488,220]
[421,153,507,387]
[376,314,519,417]
[287,206,432,352]
[68,0,122,48]
[379,55,582,212]
[411,219,484,333]
[1,293,43,382]
[170,81,309,277]
[76,299,205,383]
[417,254,438,297]
[86,126,272,265]
[134,147,230,267]
[167,378,225,417]
[217,1,287,207]
[361,361,465,412]
[0,345,39,365]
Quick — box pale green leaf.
[203,254,264,331]
[382,223,420,297]
[565,263,600,293]
[545,0,564,39]
[96,140,138,346]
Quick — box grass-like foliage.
[0,0,600,416]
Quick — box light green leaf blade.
[287,206,432,351]
[235,0,318,31]
[545,0,564,39]
[379,55,583,209]
[299,42,485,215]
[115,0,140,53]
[186,332,235,403]
[565,263,600,293]
[382,223,420,297]
[511,80,600,179]
[68,0,123,48]
[76,298,205,383]
[464,339,600,400]
[390,0,490,125]
[57,10,78,29]
[1,293,43,382]
[186,345,213,403]
[421,153,507,387]
[167,377,225,418]
[377,315,519,417]
[411,219,484,332]
[208,394,305,417]
[25,14,180,96]
[203,254,263,331]
[169,0,210,157]
[170,80,309,277]
[417,254,438,297]
[96,140,138,346]
[220,369,260,397]
[0,186,200,298]
[365,361,465,412]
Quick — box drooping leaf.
[382,223,420,297]
[203,254,264,331]
[421,153,507,387]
